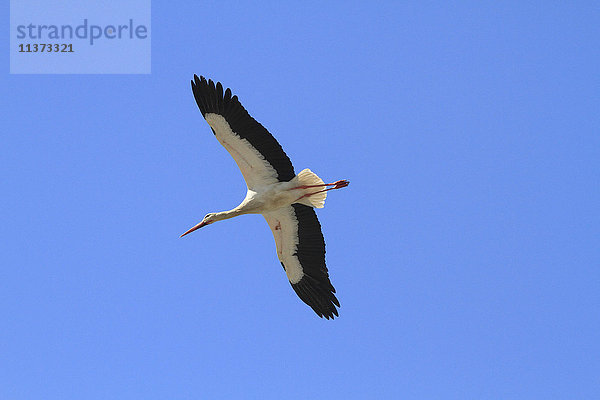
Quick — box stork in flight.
[180,75,349,319]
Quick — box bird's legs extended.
[291,179,349,202]
[291,180,349,190]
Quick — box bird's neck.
[214,208,243,222]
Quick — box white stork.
[180,75,349,319]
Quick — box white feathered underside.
[263,208,304,284]
[205,113,280,189]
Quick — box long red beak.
[180,221,207,237]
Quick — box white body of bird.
[182,168,344,230]
[238,169,329,213]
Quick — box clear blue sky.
[2,2,599,399]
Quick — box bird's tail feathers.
[293,168,327,208]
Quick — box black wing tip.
[191,74,206,87]
[292,278,340,320]
[191,75,229,118]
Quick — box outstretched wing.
[263,204,340,319]
[191,75,295,189]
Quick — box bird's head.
[180,213,217,237]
